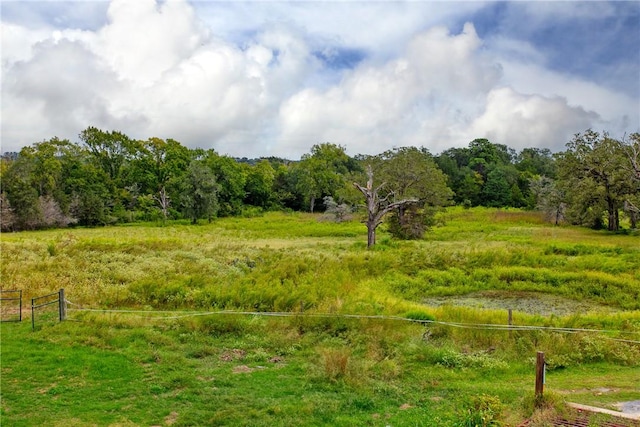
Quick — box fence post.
[59,289,66,321]
[508,309,513,338]
[19,290,22,322]
[535,351,545,397]
[31,297,35,331]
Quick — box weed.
[319,347,351,382]
[457,394,504,427]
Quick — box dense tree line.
[1,127,638,236]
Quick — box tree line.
[1,127,638,237]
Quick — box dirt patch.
[164,411,179,425]
[232,365,254,374]
[219,349,246,362]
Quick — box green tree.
[124,137,190,219]
[126,137,190,195]
[295,143,355,212]
[244,160,276,209]
[203,151,246,216]
[455,170,484,206]
[2,160,40,229]
[79,126,135,183]
[437,140,518,207]
[65,157,112,226]
[620,133,640,228]
[516,148,556,178]
[369,147,453,239]
[176,160,219,224]
[556,130,631,231]
[482,166,512,207]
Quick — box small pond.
[423,291,619,316]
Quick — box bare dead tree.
[154,186,171,222]
[353,165,417,248]
[622,134,640,224]
[0,193,15,231]
[625,134,640,180]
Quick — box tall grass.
[2,209,638,315]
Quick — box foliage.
[294,143,356,212]
[204,151,247,216]
[556,130,634,231]
[370,147,453,240]
[0,126,635,236]
[175,160,219,224]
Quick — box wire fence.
[0,290,22,322]
[31,289,66,330]
[65,301,640,345]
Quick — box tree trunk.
[354,165,417,249]
[607,197,617,231]
[367,223,376,248]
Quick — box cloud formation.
[1,0,638,158]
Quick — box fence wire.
[66,301,640,345]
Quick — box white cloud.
[1,0,637,158]
[499,61,637,137]
[1,21,53,64]
[277,23,502,156]
[468,87,599,151]
[97,0,207,85]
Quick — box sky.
[1,0,639,159]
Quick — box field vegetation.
[1,208,639,426]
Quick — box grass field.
[1,207,639,426]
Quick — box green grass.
[1,207,639,426]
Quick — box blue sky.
[1,0,638,158]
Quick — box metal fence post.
[59,289,66,321]
[31,297,35,331]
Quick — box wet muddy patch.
[423,291,618,316]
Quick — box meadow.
[1,207,639,426]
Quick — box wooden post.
[535,351,545,397]
[59,289,66,321]
[508,309,513,338]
